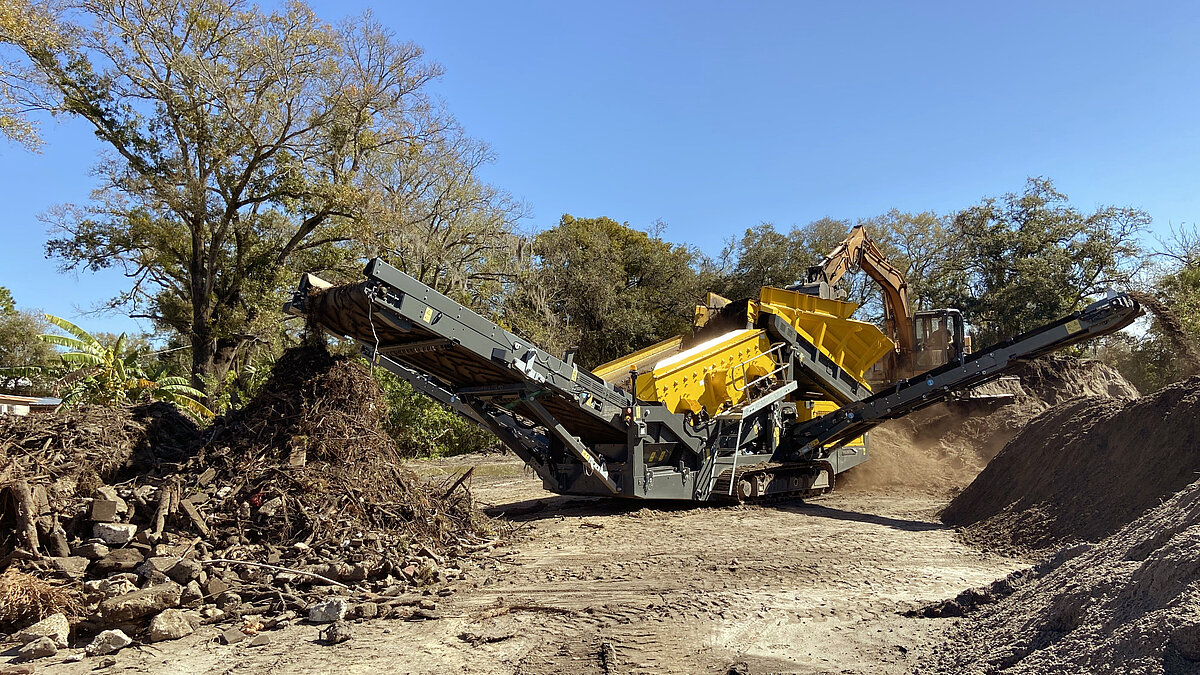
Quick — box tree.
[857,209,966,313]
[18,314,210,417]
[361,128,526,309]
[952,177,1147,345]
[0,286,55,390]
[0,0,62,147]
[1103,224,1200,391]
[5,0,508,401]
[507,215,705,369]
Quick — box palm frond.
[43,314,102,348]
[166,395,214,420]
[58,352,105,367]
[157,383,206,398]
[38,334,94,352]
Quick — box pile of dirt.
[942,375,1200,552]
[841,355,1138,494]
[0,344,492,660]
[921,476,1200,674]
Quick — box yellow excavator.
[798,224,967,385]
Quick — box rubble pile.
[942,375,1200,552]
[0,345,493,663]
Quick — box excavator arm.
[806,225,915,372]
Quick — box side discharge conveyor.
[287,258,1141,503]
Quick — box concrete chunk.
[202,576,229,598]
[307,598,348,623]
[90,499,120,523]
[93,523,138,545]
[148,609,198,642]
[85,629,132,656]
[17,637,57,661]
[98,582,182,622]
[16,612,69,648]
[94,486,128,513]
[72,542,110,559]
[50,556,90,577]
[91,548,144,574]
[219,627,245,645]
[166,557,202,584]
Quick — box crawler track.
[710,461,836,503]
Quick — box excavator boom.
[806,225,915,375]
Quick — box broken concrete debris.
[308,597,348,623]
[16,612,70,648]
[16,636,57,661]
[319,620,353,645]
[85,629,132,656]
[92,523,137,546]
[219,627,246,645]
[0,345,490,663]
[148,609,200,642]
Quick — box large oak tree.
[5,0,517,398]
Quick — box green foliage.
[1101,236,1200,391]
[713,214,963,324]
[202,352,275,415]
[1094,333,1174,394]
[507,215,706,369]
[0,0,64,148]
[15,314,212,419]
[857,209,966,313]
[0,287,56,392]
[373,368,494,458]
[4,0,516,402]
[716,218,855,302]
[952,177,1147,346]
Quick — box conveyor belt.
[786,293,1141,457]
[290,259,632,445]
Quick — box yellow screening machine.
[291,255,1140,502]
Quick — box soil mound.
[1012,353,1140,404]
[942,375,1200,552]
[924,477,1200,674]
[842,355,1137,494]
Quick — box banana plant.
[18,315,213,420]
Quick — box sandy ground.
[23,453,1027,675]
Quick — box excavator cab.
[913,308,966,370]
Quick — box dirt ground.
[26,453,1026,675]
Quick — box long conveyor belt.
[290,259,634,444]
[289,258,1142,502]
[784,292,1141,458]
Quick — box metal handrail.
[730,342,789,393]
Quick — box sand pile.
[841,355,1138,493]
[922,476,1200,674]
[942,375,1200,552]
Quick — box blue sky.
[1,1,1197,335]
